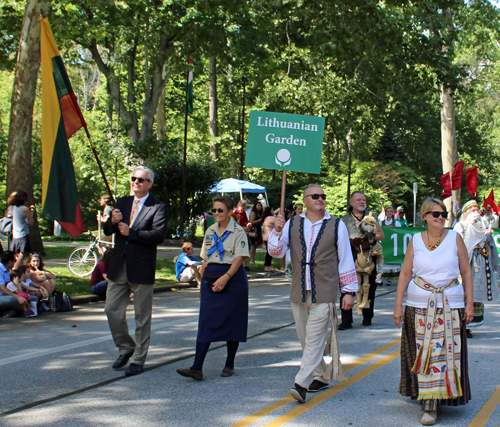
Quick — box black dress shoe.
[362,319,372,326]
[112,352,134,370]
[125,363,143,376]
[308,380,329,392]
[289,383,307,403]
[338,323,352,330]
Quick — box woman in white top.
[393,198,473,426]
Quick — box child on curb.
[7,270,36,317]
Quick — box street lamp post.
[346,131,353,207]
[240,77,248,180]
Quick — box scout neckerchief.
[207,230,231,261]
[412,276,461,398]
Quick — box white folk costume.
[453,200,500,327]
[399,230,471,408]
[268,210,357,389]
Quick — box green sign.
[245,111,325,174]
[381,226,500,265]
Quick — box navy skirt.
[197,263,249,343]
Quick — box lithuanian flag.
[39,17,85,238]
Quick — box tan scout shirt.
[201,219,250,264]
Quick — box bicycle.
[67,231,110,277]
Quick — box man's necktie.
[129,199,140,227]
[207,230,231,261]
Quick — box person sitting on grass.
[89,249,113,297]
[6,270,36,317]
[0,251,26,317]
[26,253,56,311]
[18,265,49,302]
[175,242,203,285]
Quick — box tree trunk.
[441,84,459,226]
[208,57,218,160]
[156,85,166,140]
[7,0,47,255]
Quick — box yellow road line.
[231,338,400,427]
[468,385,500,427]
[264,349,401,427]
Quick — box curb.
[71,271,285,306]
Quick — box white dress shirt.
[268,210,358,293]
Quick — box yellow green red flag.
[39,17,85,238]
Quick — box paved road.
[0,278,499,427]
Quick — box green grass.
[44,245,82,260]
[51,248,282,297]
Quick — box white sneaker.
[41,303,50,311]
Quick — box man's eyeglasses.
[304,194,327,200]
[211,208,225,213]
[131,176,151,183]
[427,211,448,219]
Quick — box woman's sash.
[412,276,462,398]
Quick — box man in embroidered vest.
[340,191,385,329]
[268,184,357,403]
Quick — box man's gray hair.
[132,166,155,183]
[237,200,247,207]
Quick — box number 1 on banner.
[391,233,414,257]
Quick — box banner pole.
[280,170,287,216]
[84,127,116,207]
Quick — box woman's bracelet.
[225,272,233,278]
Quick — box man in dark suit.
[104,166,167,376]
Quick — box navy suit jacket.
[104,195,167,284]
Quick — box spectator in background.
[0,251,25,317]
[257,194,267,208]
[175,243,202,285]
[492,210,499,228]
[89,249,114,296]
[27,253,56,310]
[98,195,114,244]
[293,203,303,216]
[7,270,36,317]
[248,202,264,266]
[233,200,251,272]
[395,206,408,226]
[10,190,35,269]
[484,206,495,228]
[262,207,276,272]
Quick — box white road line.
[0,294,290,367]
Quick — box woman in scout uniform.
[393,198,473,426]
[177,196,250,381]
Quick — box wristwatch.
[342,292,356,297]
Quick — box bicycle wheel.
[67,247,98,277]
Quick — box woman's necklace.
[427,230,444,250]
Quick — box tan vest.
[289,215,340,303]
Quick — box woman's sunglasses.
[211,208,225,213]
[304,194,327,200]
[427,211,448,219]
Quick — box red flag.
[483,190,500,214]
[451,161,464,190]
[441,173,452,199]
[466,167,478,196]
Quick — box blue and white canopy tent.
[209,178,268,206]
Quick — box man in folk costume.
[453,200,499,337]
[340,191,385,329]
[268,184,357,403]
